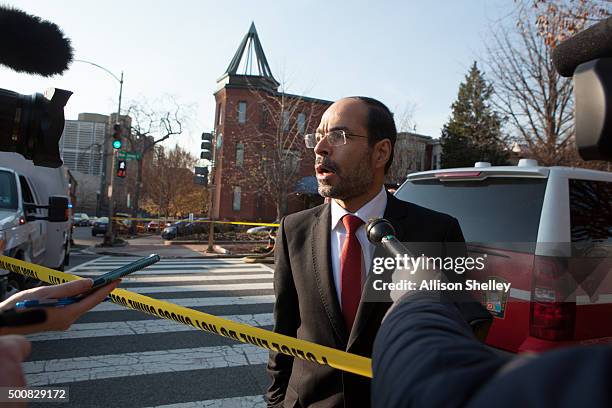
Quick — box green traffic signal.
[112,139,122,149]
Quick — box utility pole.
[74,60,124,246]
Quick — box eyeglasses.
[304,130,368,149]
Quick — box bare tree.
[122,98,186,230]
[141,145,208,217]
[486,7,576,165]
[517,0,611,46]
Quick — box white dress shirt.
[330,186,387,302]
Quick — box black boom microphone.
[552,17,612,78]
[366,218,414,258]
[552,16,612,161]
[0,5,74,167]
[0,6,73,76]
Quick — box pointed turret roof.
[217,22,279,91]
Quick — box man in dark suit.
[266,96,465,407]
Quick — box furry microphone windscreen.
[553,17,612,78]
[0,5,74,76]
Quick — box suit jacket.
[266,192,465,408]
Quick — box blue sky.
[2,0,515,157]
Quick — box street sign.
[118,151,141,160]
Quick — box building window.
[238,101,247,124]
[233,186,241,211]
[297,113,306,134]
[260,106,269,129]
[236,142,244,167]
[282,111,290,132]
[216,103,223,126]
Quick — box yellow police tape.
[112,217,280,228]
[0,255,372,378]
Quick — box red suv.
[395,160,612,353]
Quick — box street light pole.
[74,60,124,246]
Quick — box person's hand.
[0,279,120,335]
[0,335,30,387]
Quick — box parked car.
[147,220,160,233]
[92,217,109,236]
[161,221,191,240]
[73,212,90,226]
[395,159,612,354]
[246,226,275,236]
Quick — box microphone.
[366,218,414,258]
[366,217,492,332]
[0,5,73,76]
[552,16,612,77]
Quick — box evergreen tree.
[441,62,508,168]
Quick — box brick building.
[385,132,441,187]
[211,23,331,222]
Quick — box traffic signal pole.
[103,71,124,246]
[205,131,217,252]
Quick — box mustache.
[315,158,338,173]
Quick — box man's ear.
[373,139,392,170]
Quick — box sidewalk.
[81,235,262,259]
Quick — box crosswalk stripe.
[91,295,275,312]
[119,274,272,283]
[74,264,265,270]
[46,255,275,404]
[146,395,266,408]
[27,313,273,342]
[84,259,250,265]
[66,255,110,272]
[24,344,268,386]
[115,282,273,294]
[73,268,271,276]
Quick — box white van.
[0,152,71,297]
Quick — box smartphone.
[91,254,161,289]
[14,254,162,310]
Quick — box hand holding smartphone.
[15,254,161,309]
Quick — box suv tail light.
[530,256,576,340]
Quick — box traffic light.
[117,159,127,178]
[112,123,122,149]
[194,166,209,186]
[201,132,213,160]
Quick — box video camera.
[553,17,612,161]
[0,6,74,168]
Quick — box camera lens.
[0,87,71,167]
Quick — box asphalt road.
[27,254,273,407]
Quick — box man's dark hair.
[349,96,397,173]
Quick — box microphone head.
[553,16,612,77]
[0,6,73,76]
[366,218,396,244]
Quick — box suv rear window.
[570,179,612,243]
[0,171,17,210]
[395,177,547,246]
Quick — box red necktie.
[340,214,364,331]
